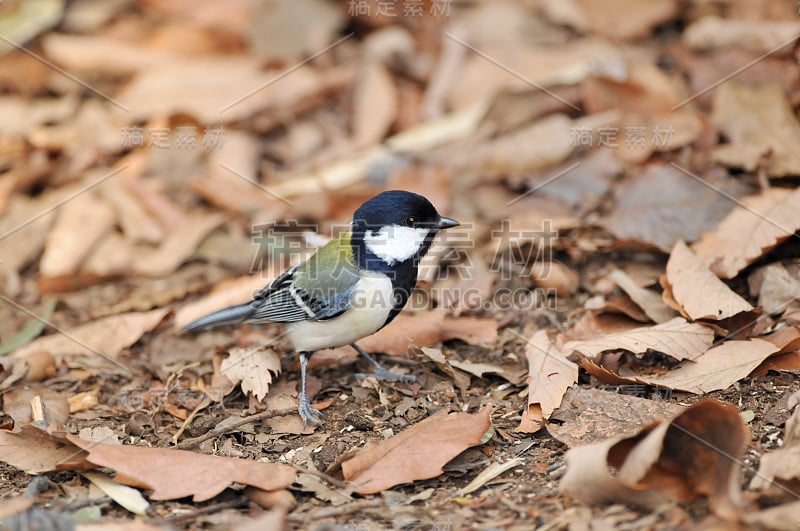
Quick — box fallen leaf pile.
[1,0,800,528]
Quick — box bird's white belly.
[285,273,394,352]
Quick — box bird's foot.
[356,366,422,384]
[298,391,323,427]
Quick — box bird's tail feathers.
[182,303,254,331]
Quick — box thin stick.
[292,466,347,489]
[175,407,296,450]
[287,499,383,522]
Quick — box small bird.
[184,190,460,425]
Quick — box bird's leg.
[351,343,421,384]
[297,352,323,426]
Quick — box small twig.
[292,466,347,489]
[288,499,383,522]
[62,496,112,511]
[175,407,296,450]
[172,396,211,444]
[158,495,250,525]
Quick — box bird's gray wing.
[248,240,362,323]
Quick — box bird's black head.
[350,190,459,273]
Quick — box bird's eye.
[405,216,416,227]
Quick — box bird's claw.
[298,392,323,427]
[356,367,421,384]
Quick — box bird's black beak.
[436,216,460,230]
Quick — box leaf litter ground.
[2,0,800,529]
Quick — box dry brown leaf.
[684,16,800,55]
[220,346,282,402]
[530,261,580,297]
[133,213,225,277]
[601,165,748,252]
[67,435,296,502]
[588,339,779,393]
[41,33,177,75]
[547,387,683,447]
[559,311,644,345]
[751,397,800,491]
[81,233,136,277]
[117,57,323,123]
[39,192,115,279]
[544,0,678,41]
[193,130,277,215]
[562,317,714,362]
[449,38,623,110]
[353,59,397,148]
[416,347,470,395]
[752,352,800,377]
[455,113,575,179]
[609,269,676,324]
[12,308,170,360]
[676,46,798,108]
[232,508,287,531]
[440,316,498,346]
[341,406,492,494]
[0,95,76,136]
[100,170,164,245]
[358,310,446,355]
[665,240,754,321]
[449,359,526,385]
[560,399,747,519]
[712,83,800,177]
[0,426,87,474]
[517,330,578,433]
[0,191,63,277]
[615,110,703,164]
[744,500,800,530]
[3,386,69,432]
[753,264,800,315]
[691,187,800,278]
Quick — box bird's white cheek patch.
[364,225,430,265]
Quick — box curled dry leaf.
[583,339,779,394]
[664,240,754,321]
[560,399,748,520]
[220,346,282,402]
[691,187,800,279]
[12,308,170,361]
[66,435,297,502]
[517,330,578,433]
[562,317,714,362]
[609,269,676,324]
[341,406,492,494]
